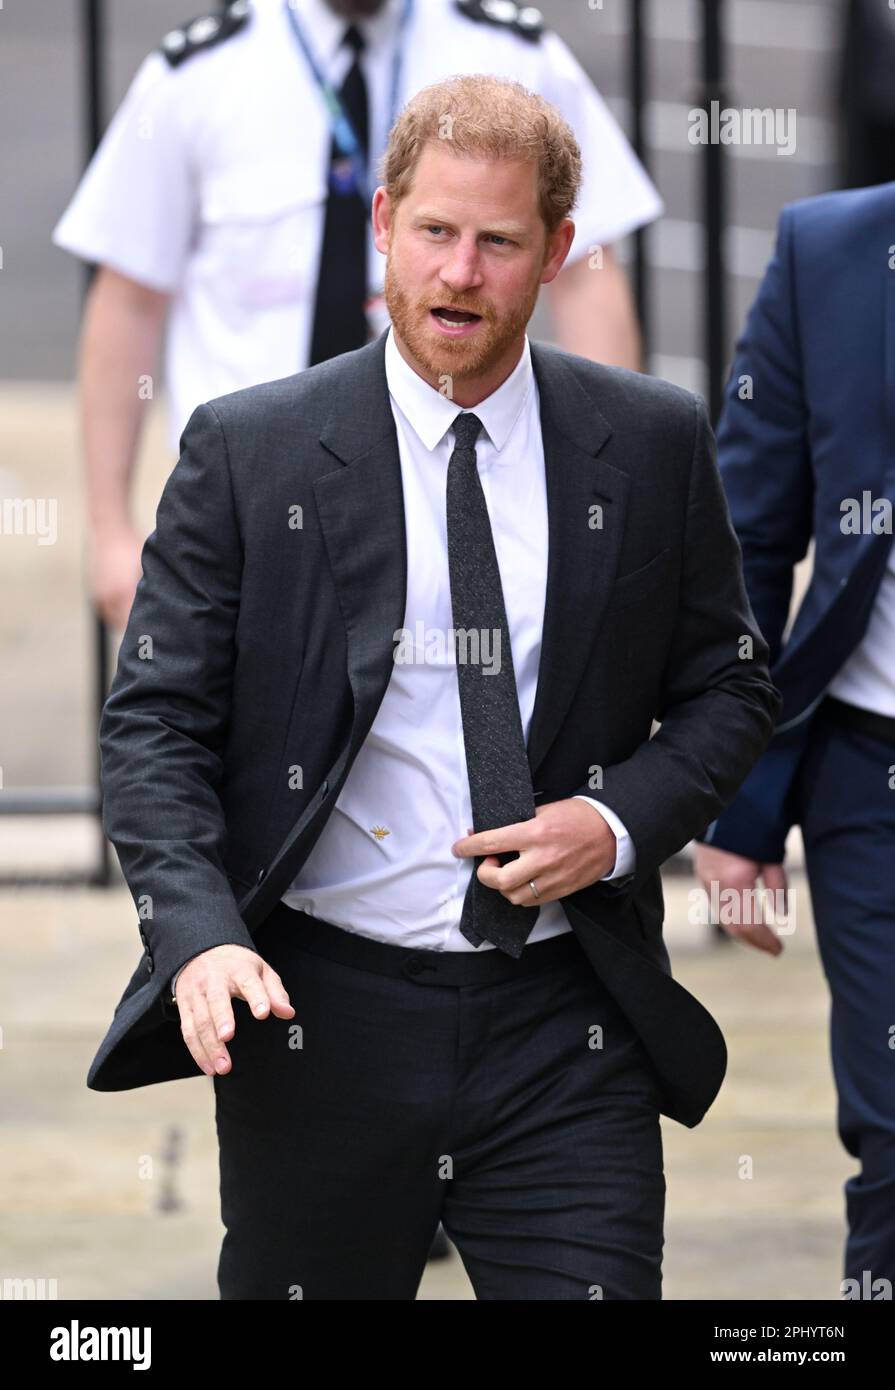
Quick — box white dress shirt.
[827,546,895,716]
[51,0,662,454]
[171,325,634,995]
[278,325,634,951]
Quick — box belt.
[264,901,587,987]
[821,695,895,748]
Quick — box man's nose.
[439,239,484,292]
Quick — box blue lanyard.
[284,0,413,208]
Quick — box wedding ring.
[529,879,539,899]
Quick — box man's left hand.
[451,799,617,906]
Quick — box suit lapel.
[525,342,629,777]
[313,333,408,761]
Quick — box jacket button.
[321,779,329,795]
[146,957,154,974]
[257,867,266,882]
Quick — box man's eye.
[486,235,512,246]
[425,225,446,236]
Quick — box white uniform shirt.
[52,0,662,454]
[278,323,634,950]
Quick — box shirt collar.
[286,0,404,62]
[384,323,535,458]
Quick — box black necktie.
[446,412,541,957]
[308,23,369,365]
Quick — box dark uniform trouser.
[795,701,895,1288]
[213,901,666,1300]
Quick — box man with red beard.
[93,75,778,1299]
[53,0,660,632]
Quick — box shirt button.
[257,867,267,883]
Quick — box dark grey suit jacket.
[90,330,781,1127]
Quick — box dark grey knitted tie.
[446,411,540,957]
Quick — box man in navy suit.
[696,182,895,1292]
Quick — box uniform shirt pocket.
[194,164,326,309]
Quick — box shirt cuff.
[572,796,636,880]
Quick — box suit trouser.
[213,901,666,1300]
[795,702,895,1286]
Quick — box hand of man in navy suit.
[694,843,787,956]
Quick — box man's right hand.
[693,843,788,956]
[174,944,295,1076]
[89,524,145,631]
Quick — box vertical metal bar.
[700,0,727,424]
[83,0,104,152]
[701,0,734,930]
[82,0,112,885]
[628,0,649,359]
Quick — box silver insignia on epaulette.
[186,15,221,46]
[482,0,517,21]
[517,6,544,29]
[161,28,187,53]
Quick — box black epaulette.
[160,0,252,68]
[453,0,545,45]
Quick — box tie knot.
[342,22,365,56]
[452,412,484,451]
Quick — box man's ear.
[541,217,576,284]
[371,186,391,255]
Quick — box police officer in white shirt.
[53,0,662,630]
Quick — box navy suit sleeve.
[696,204,817,863]
[99,402,259,992]
[714,205,814,664]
